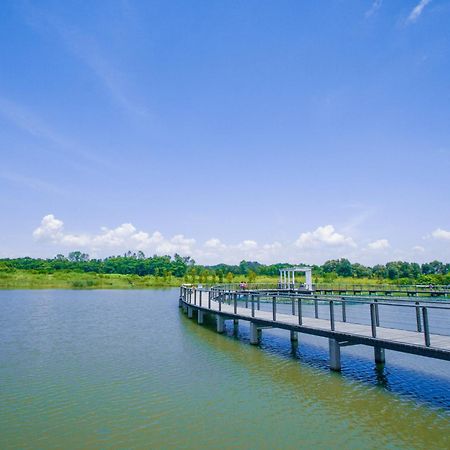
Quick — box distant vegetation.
[0,251,449,289]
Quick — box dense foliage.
[0,253,449,285]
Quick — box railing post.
[234,293,237,314]
[251,294,255,317]
[291,297,295,315]
[194,289,197,305]
[298,298,302,325]
[314,297,319,319]
[330,300,335,331]
[245,294,248,309]
[272,296,277,321]
[415,301,422,332]
[422,306,430,347]
[341,299,347,322]
[219,292,222,312]
[208,290,211,309]
[257,295,260,310]
[370,303,377,338]
[199,290,202,307]
[374,299,380,326]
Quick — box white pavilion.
[279,266,312,290]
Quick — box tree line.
[0,252,449,285]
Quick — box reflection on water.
[0,289,449,449]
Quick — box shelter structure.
[279,267,312,290]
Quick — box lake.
[0,289,449,449]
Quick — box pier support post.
[374,346,385,364]
[290,330,298,342]
[198,310,204,325]
[250,323,259,345]
[329,338,341,371]
[187,306,193,319]
[216,315,225,333]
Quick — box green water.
[0,289,449,449]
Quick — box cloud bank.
[32,215,447,264]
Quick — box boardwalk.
[179,286,450,371]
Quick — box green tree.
[68,251,89,262]
[336,259,352,277]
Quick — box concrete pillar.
[198,310,204,325]
[374,346,385,364]
[250,322,259,345]
[290,330,298,342]
[216,315,225,333]
[187,306,193,319]
[329,338,341,371]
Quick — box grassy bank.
[0,270,183,289]
[0,270,420,290]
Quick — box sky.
[0,0,449,265]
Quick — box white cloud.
[156,235,196,254]
[205,238,225,249]
[368,239,390,250]
[366,0,382,18]
[413,245,425,252]
[33,214,90,247]
[263,242,282,250]
[295,225,356,248]
[33,214,194,255]
[431,228,450,241]
[237,240,258,250]
[407,0,432,23]
[33,214,64,241]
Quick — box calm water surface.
[0,289,449,449]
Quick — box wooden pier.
[179,286,450,371]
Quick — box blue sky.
[0,0,449,264]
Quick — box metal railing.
[180,286,450,349]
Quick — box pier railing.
[183,286,450,349]
[206,282,449,297]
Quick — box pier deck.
[179,286,450,370]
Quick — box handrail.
[181,285,450,349]
[209,282,450,295]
